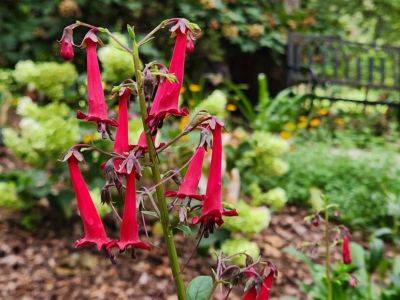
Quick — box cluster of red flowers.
[60,19,237,256]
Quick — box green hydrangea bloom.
[250,183,287,210]
[0,182,22,209]
[13,60,77,100]
[223,201,270,235]
[220,239,260,266]
[98,34,134,83]
[3,97,80,166]
[195,90,227,120]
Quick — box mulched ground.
[0,206,361,300]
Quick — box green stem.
[131,28,186,300]
[324,206,333,300]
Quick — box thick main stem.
[324,207,333,300]
[131,31,186,300]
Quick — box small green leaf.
[141,210,159,218]
[187,276,213,300]
[175,224,192,236]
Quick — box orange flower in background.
[299,115,307,122]
[226,104,237,111]
[280,131,291,140]
[317,108,329,116]
[334,118,344,126]
[188,83,202,92]
[298,121,307,129]
[310,118,321,127]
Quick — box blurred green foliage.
[220,238,260,266]
[13,60,77,100]
[269,142,400,229]
[3,97,80,166]
[222,201,270,236]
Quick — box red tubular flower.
[59,25,76,60]
[77,29,117,135]
[67,156,110,250]
[165,146,206,201]
[342,235,352,264]
[113,87,131,155]
[192,124,237,233]
[108,171,150,251]
[243,265,276,300]
[146,19,191,129]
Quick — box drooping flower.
[77,29,117,137]
[59,24,77,60]
[134,130,165,156]
[146,19,194,129]
[243,264,277,300]
[342,234,352,265]
[192,124,237,234]
[67,153,110,250]
[113,87,131,155]
[165,146,206,201]
[108,171,150,252]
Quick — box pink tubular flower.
[165,146,206,201]
[243,265,276,300]
[113,87,131,155]
[77,29,117,136]
[342,235,352,265]
[133,131,165,156]
[192,124,237,233]
[67,155,110,250]
[108,171,150,252]
[146,19,191,129]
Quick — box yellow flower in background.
[189,83,202,92]
[179,116,189,131]
[334,118,344,126]
[280,131,292,140]
[283,122,296,131]
[180,86,186,94]
[298,121,308,129]
[188,99,196,107]
[11,98,20,106]
[317,108,329,116]
[226,104,237,111]
[310,118,321,127]
[83,134,99,144]
[299,115,307,122]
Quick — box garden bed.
[0,206,360,299]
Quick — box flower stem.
[324,204,333,300]
[131,27,186,300]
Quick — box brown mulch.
[0,206,359,300]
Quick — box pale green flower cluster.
[3,97,80,166]
[220,238,260,266]
[223,201,270,235]
[240,131,289,177]
[250,183,287,211]
[0,182,22,209]
[13,60,77,100]
[195,90,227,120]
[98,34,134,83]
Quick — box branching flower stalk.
[130,25,186,299]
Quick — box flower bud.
[59,25,76,60]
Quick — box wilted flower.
[66,152,110,250]
[165,146,206,201]
[192,124,237,235]
[108,171,150,252]
[77,29,117,137]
